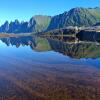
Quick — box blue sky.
[0,0,99,25]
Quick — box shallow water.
[0,36,100,100]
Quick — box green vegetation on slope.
[47,7,100,30]
[34,15,51,32]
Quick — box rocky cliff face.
[0,16,51,33]
[0,7,100,33]
[47,7,100,30]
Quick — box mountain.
[0,21,9,32]
[0,15,51,33]
[33,15,51,32]
[47,7,100,30]
[28,15,51,33]
[0,7,100,33]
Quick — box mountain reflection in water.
[1,36,100,59]
[0,36,100,100]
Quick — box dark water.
[0,36,100,100]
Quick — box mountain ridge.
[0,15,51,33]
[47,7,100,30]
[0,7,100,33]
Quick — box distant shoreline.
[0,33,32,38]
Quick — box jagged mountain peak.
[0,15,51,33]
[0,7,100,33]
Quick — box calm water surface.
[0,36,100,100]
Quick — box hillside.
[0,16,51,33]
[47,7,100,30]
[0,7,100,33]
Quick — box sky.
[0,0,99,25]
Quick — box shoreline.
[0,33,32,38]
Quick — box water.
[0,36,100,100]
